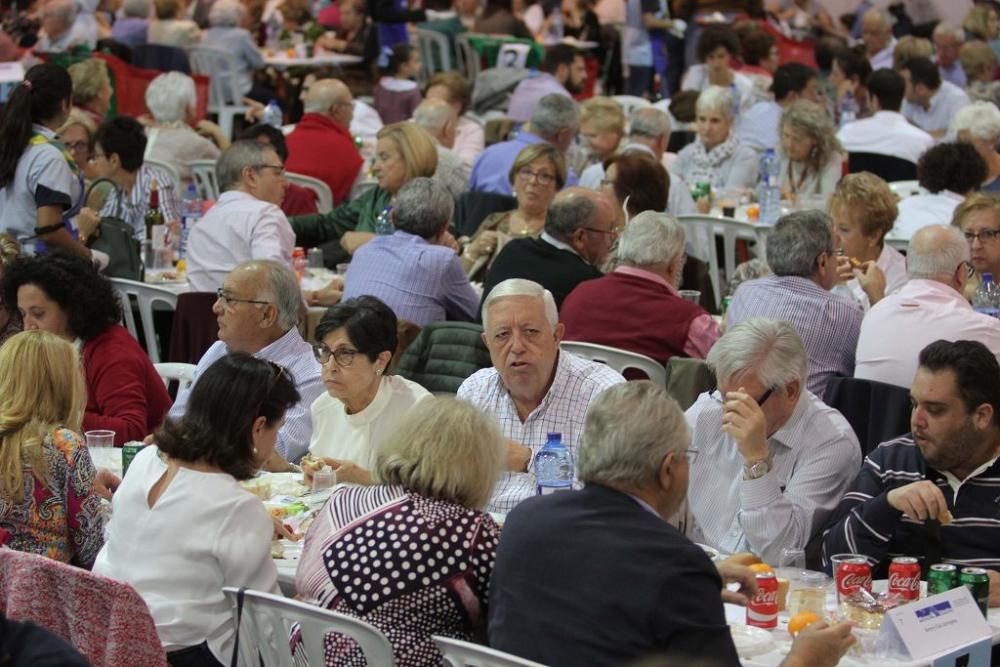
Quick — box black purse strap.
[230,587,246,667]
[84,177,122,219]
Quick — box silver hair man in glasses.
[685,317,860,565]
[186,140,295,292]
[168,260,323,467]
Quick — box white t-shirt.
[308,375,431,468]
[888,191,965,243]
[92,446,279,662]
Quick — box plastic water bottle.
[757,148,781,226]
[178,184,201,261]
[548,9,564,42]
[973,272,1000,318]
[374,205,394,235]
[534,433,573,495]
[839,90,858,128]
[261,100,282,129]
[265,12,281,50]
[729,83,742,117]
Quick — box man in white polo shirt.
[900,56,971,139]
[862,8,896,71]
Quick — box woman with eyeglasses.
[93,352,299,667]
[952,193,1000,300]
[461,143,566,282]
[2,251,172,444]
[302,296,430,485]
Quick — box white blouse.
[92,446,278,662]
[308,374,431,468]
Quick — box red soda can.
[888,557,921,601]
[746,572,779,629]
[836,557,873,602]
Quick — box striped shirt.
[727,275,864,397]
[100,163,181,240]
[686,390,861,565]
[167,327,323,463]
[822,435,1000,577]
[457,351,626,513]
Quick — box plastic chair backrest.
[415,27,454,82]
[455,33,481,81]
[434,636,549,667]
[188,46,244,107]
[188,159,220,200]
[676,215,767,310]
[153,362,197,391]
[110,278,179,363]
[888,180,925,199]
[222,587,395,667]
[847,152,917,182]
[145,158,182,195]
[558,341,666,386]
[287,171,334,212]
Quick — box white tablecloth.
[262,51,362,68]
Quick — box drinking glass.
[679,290,701,304]
[779,547,806,571]
[307,247,324,269]
[311,466,337,491]
[85,429,120,471]
[336,262,351,277]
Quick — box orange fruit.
[787,612,821,637]
[748,563,774,574]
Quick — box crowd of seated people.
[5,1,1000,665]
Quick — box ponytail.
[0,64,73,189]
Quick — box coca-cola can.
[888,557,921,601]
[836,557,872,603]
[746,572,779,629]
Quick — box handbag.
[85,178,144,281]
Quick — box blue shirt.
[507,73,571,123]
[737,100,782,152]
[341,230,480,326]
[469,132,578,195]
[111,17,148,48]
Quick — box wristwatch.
[744,458,771,480]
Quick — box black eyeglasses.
[756,387,775,406]
[215,288,271,310]
[964,229,1000,244]
[312,343,358,367]
[582,226,619,236]
[62,140,90,154]
[516,169,556,185]
[254,164,286,176]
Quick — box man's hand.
[987,569,1000,608]
[853,261,886,304]
[271,515,301,541]
[77,207,101,242]
[93,467,121,501]
[782,622,856,667]
[325,458,373,485]
[505,439,531,472]
[886,480,952,523]
[716,561,757,606]
[242,98,265,122]
[722,387,769,463]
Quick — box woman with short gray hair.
[953,101,1000,192]
[143,72,226,182]
[201,0,265,100]
[673,86,759,210]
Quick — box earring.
[253,447,258,455]
[376,368,383,376]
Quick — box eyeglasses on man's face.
[254,164,286,177]
[215,288,270,310]
[312,343,358,367]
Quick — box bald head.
[546,187,618,264]
[862,8,892,56]
[303,78,353,127]
[412,98,458,146]
[907,225,970,289]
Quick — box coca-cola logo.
[889,573,919,590]
[840,573,872,589]
[754,590,778,605]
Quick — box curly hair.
[828,172,898,243]
[1,251,121,340]
[734,20,775,67]
[696,23,741,63]
[779,100,841,176]
[155,353,300,478]
[917,142,987,195]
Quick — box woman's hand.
[854,261,887,304]
[467,230,498,260]
[305,277,344,307]
[322,458,373,485]
[835,254,854,284]
[93,467,121,501]
[272,515,301,541]
[242,98,265,123]
[77,207,102,243]
[194,119,231,149]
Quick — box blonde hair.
[0,233,20,270]
[0,331,86,504]
[508,142,567,190]
[57,108,97,143]
[960,40,997,82]
[67,59,110,106]
[952,192,1000,230]
[965,4,998,41]
[376,122,438,182]
[154,0,182,18]
[779,100,841,176]
[829,172,898,243]
[892,35,933,70]
[373,398,504,509]
[580,96,625,136]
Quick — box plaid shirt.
[457,351,625,513]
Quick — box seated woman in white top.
[92,352,300,667]
[681,24,756,113]
[778,100,843,206]
[829,173,907,311]
[144,72,227,183]
[305,296,430,485]
[673,86,759,210]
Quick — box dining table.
[261,49,363,69]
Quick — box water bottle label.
[537,482,572,495]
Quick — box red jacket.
[285,113,364,205]
[282,182,319,216]
[81,324,172,445]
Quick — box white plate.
[729,623,776,657]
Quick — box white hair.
[145,72,196,123]
[122,0,151,17]
[933,21,964,42]
[952,101,1000,143]
[706,317,808,388]
[481,279,558,332]
[907,225,970,279]
[629,107,671,140]
[696,85,735,119]
[236,259,302,331]
[412,98,453,131]
[617,211,686,266]
[208,0,244,26]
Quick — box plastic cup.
[142,241,170,274]
[311,466,336,491]
[307,247,324,268]
[679,290,701,304]
[85,430,120,470]
[85,429,115,448]
[336,262,351,277]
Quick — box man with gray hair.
[412,99,469,199]
[685,318,860,564]
[727,210,864,397]
[862,7,896,71]
[285,78,364,204]
[469,93,581,195]
[561,211,719,364]
[35,0,97,52]
[340,177,478,325]
[490,381,857,666]
[458,278,624,512]
[856,225,1000,388]
[933,22,965,88]
[169,260,324,466]
[186,140,295,292]
[481,187,617,308]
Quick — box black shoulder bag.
[85,178,144,281]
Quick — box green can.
[959,567,990,617]
[692,182,711,202]
[928,563,959,596]
[121,442,143,477]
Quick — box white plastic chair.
[559,341,667,386]
[612,95,651,120]
[434,636,549,667]
[110,278,179,364]
[454,33,481,82]
[145,158,182,196]
[676,214,767,309]
[188,159,220,200]
[188,47,251,141]
[888,180,925,199]
[153,362,197,392]
[287,171,334,212]
[222,587,395,667]
[414,27,454,84]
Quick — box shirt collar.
[624,491,664,519]
[256,326,306,361]
[622,142,656,158]
[541,231,580,257]
[768,391,811,449]
[32,123,57,139]
[613,265,677,293]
